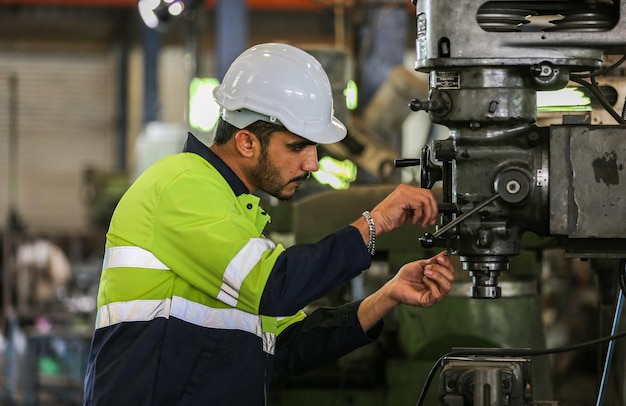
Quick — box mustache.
[290,172,311,183]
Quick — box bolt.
[527,131,540,145]
[488,100,498,114]
[506,180,521,194]
[530,64,542,75]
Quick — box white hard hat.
[213,43,347,144]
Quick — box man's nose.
[302,147,319,172]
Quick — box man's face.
[250,131,319,200]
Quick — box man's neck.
[210,143,256,194]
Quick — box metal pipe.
[216,0,247,81]
[142,22,160,124]
[3,73,19,403]
[4,73,19,325]
[115,13,129,170]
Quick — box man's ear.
[234,130,259,158]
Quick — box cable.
[569,75,625,124]
[414,330,626,406]
[568,55,626,125]
[596,290,624,406]
[619,259,626,296]
[571,55,626,79]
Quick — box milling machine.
[401,0,626,404]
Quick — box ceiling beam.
[0,0,332,11]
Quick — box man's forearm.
[356,284,398,332]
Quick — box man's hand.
[371,184,439,232]
[386,251,455,308]
[357,251,455,332]
[351,184,438,250]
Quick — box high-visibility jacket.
[83,133,382,405]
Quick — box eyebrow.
[287,139,317,148]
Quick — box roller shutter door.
[0,48,116,235]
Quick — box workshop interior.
[1,0,626,404]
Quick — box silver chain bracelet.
[361,210,376,256]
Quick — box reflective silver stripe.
[103,246,170,270]
[171,296,266,339]
[262,331,275,354]
[95,298,172,328]
[217,238,276,307]
[95,296,276,354]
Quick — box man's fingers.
[420,277,443,305]
[420,194,438,227]
[424,264,454,288]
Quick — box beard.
[250,148,309,201]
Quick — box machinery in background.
[322,64,431,183]
[399,0,626,404]
[1,234,100,405]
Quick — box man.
[83,43,455,405]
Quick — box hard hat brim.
[219,107,347,145]
[308,115,347,144]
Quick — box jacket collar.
[182,132,250,196]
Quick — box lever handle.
[394,158,421,168]
[394,146,441,189]
[419,194,501,248]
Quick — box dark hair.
[213,117,289,148]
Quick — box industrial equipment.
[266,185,553,406]
[400,0,626,404]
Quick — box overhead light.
[189,78,221,132]
[138,0,166,29]
[312,156,357,190]
[139,0,196,29]
[167,0,185,16]
[344,80,358,110]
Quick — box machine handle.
[393,158,421,167]
[420,194,501,248]
[394,145,442,189]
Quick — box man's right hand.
[350,184,438,249]
[370,184,438,233]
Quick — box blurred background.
[0,1,623,405]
